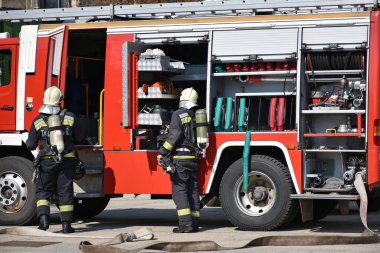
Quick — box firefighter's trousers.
[36,157,76,222]
[171,158,200,228]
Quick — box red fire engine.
[0,0,379,230]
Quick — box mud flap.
[299,199,313,222]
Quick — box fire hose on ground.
[0,171,378,253]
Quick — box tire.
[282,199,301,226]
[220,155,297,231]
[74,197,110,219]
[0,156,37,225]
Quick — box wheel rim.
[0,171,28,214]
[233,171,276,216]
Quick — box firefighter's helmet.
[38,86,63,115]
[179,87,198,109]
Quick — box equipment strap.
[48,126,65,131]
[194,122,208,127]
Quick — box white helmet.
[39,86,63,115]
[179,87,198,109]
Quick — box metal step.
[0,0,378,22]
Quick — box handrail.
[99,89,105,146]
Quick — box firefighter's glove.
[157,155,166,173]
[74,160,86,180]
[157,154,163,165]
[161,157,176,174]
[32,158,41,183]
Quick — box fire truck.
[0,0,380,231]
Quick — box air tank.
[47,115,64,154]
[195,109,209,157]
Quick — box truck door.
[45,25,68,91]
[0,42,18,131]
[121,42,148,130]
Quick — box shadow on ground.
[48,200,379,235]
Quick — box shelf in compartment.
[302,109,365,114]
[305,70,364,76]
[304,149,366,153]
[235,92,296,97]
[138,68,184,73]
[138,94,179,99]
[304,133,365,137]
[137,86,179,99]
[138,60,185,73]
[306,77,362,83]
[170,64,207,81]
[213,70,297,77]
[137,113,162,126]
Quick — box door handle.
[0,105,14,111]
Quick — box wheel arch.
[206,141,300,195]
[0,144,34,162]
[0,132,34,161]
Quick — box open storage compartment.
[299,25,369,193]
[210,60,297,132]
[212,95,296,132]
[130,37,209,150]
[303,151,367,193]
[64,29,107,147]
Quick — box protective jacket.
[26,111,81,156]
[159,107,197,158]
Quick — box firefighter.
[157,87,201,233]
[26,86,81,233]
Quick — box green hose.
[214,97,223,131]
[243,131,251,190]
[238,98,246,132]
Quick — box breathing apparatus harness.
[40,109,69,162]
[32,110,85,182]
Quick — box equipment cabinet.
[299,25,368,192]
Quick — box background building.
[0,0,195,9]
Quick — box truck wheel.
[220,155,296,231]
[0,156,37,225]
[74,197,110,219]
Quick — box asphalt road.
[0,195,379,253]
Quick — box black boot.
[38,215,49,231]
[62,221,75,233]
[173,224,196,233]
[192,218,200,232]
